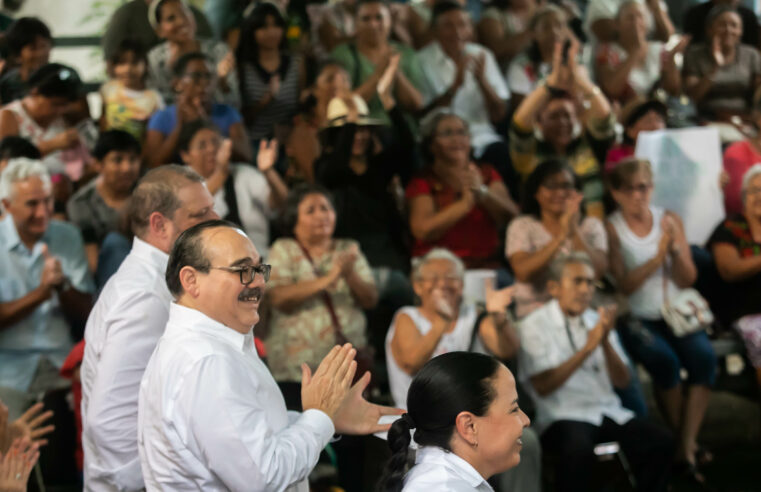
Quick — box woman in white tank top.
[606,158,716,482]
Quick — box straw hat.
[325,94,384,128]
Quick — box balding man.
[80,165,218,492]
[138,220,402,491]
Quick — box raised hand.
[333,372,405,435]
[466,163,484,191]
[216,51,235,80]
[546,41,572,91]
[559,191,583,238]
[6,403,54,450]
[215,138,232,169]
[39,245,64,291]
[485,282,514,314]
[711,35,726,68]
[301,344,357,420]
[377,53,400,110]
[431,288,455,321]
[584,305,617,352]
[256,139,279,172]
[0,438,39,492]
[472,52,487,84]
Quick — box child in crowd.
[0,17,52,104]
[100,40,164,144]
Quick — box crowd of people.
[0,0,760,490]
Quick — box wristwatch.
[475,184,489,199]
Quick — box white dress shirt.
[138,303,335,491]
[417,41,509,158]
[80,237,172,491]
[518,300,634,434]
[403,446,494,491]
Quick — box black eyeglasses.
[210,264,271,284]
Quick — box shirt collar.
[550,299,596,328]
[167,302,254,353]
[130,236,169,272]
[415,446,493,490]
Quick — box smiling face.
[157,0,196,43]
[175,58,215,103]
[539,98,577,150]
[293,192,336,243]
[254,14,285,50]
[356,2,391,45]
[430,115,471,164]
[112,50,146,88]
[194,227,265,332]
[2,176,52,245]
[710,11,742,49]
[413,258,464,315]
[549,261,595,317]
[743,173,761,218]
[19,35,51,73]
[469,365,530,477]
[435,9,472,55]
[180,127,220,179]
[610,168,654,217]
[535,169,576,216]
[98,149,141,196]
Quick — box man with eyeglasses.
[518,252,674,492]
[80,165,219,492]
[139,220,401,491]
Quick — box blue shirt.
[0,215,95,391]
[147,103,242,137]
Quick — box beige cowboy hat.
[325,94,384,128]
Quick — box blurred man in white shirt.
[138,220,401,491]
[518,252,673,492]
[80,165,219,491]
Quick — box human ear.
[179,266,200,297]
[547,279,560,298]
[454,411,479,447]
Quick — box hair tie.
[401,413,416,430]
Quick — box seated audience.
[506,5,571,106]
[407,111,519,269]
[331,0,425,126]
[147,0,239,106]
[236,2,305,147]
[81,165,218,491]
[722,96,761,215]
[144,52,251,167]
[519,252,673,492]
[178,120,287,258]
[584,0,674,44]
[0,63,85,178]
[315,0,358,57]
[266,183,378,400]
[594,1,684,105]
[478,0,537,72]
[604,96,666,170]
[0,158,94,418]
[100,40,164,143]
[379,352,531,491]
[0,17,52,104]
[507,159,608,318]
[606,158,716,483]
[511,41,614,219]
[683,6,761,124]
[100,0,213,63]
[708,164,761,395]
[419,1,513,187]
[315,89,412,275]
[683,0,759,47]
[66,130,141,273]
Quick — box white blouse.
[403,446,494,491]
[138,303,335,491]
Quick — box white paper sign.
[634,127,726,245]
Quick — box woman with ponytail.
[378,352,530,491]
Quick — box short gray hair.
[0,158,51,200]
[741,163,761,205]
[126,165,205,237]
[549,252,594,281]
[412,248,465,281]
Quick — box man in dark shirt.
[683,0,760,47]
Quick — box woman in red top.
[406,111,519,268]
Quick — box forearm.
[394,324,446,374]
[670,249,697,287]
[421,83,459,116]
[36,138,64,156]
[513,84,550,129]
[510,235,565,282]
[411,199,472,242]
[579,82,611,120]
[344,270,378,309]
[617,253,665,294]
[685,73,716,103]
[479,191,519,225]
[149,127,182,168]
[661,58,681,95]
[716,255,761,282]
[572,234,608,277]
[480,314,520,359]
[651,5,675,42]
[530,348,592,396]
[58,287,93,330]
[394,72,423,112]
[602,339,630,389]
[205,170,228,195]
[264,168,289,209]
[599,60,638,98]
[355,71,384,104]
[268,277,333,312]
[0,286,51,329]
[476,77,507,123]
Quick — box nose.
[521,409,531,427]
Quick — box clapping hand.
[256,139,278,172]
[485,281,514,314]
[584,305,618,351]
[216,52,235,80]
[0,438,38,492]
[377,53,400,110]
[39,245,64,291]
[333,372,404,435]
[711,35,727,68]
[301,344,357,420]
[5,403,54,451]
[559,191,584,238]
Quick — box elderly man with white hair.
[385,247,542,492]
[0,158,94,418]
